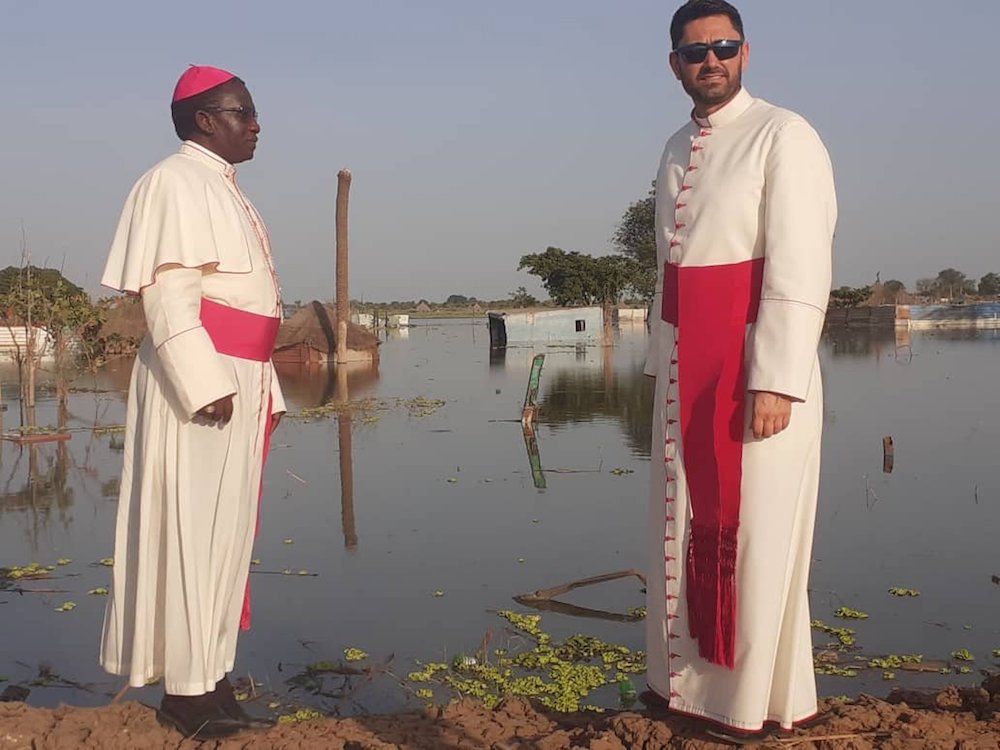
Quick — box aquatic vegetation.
[1,563,51,580]
[868,654,923,669]
[811,620,856,649]
[277,708,324,724]
[344,648,368,662]
[403,610,646,713]
[92,424,126,435]
[627,607,647,620]
[401,397,446,418]
[87,587,109,596]
[834,607,869,620]
[609,468,634,476]
[251,559,262,566]
[283,539,294,544]
[882,671,896,680]
[56,559,72,566]
[433,591,445,597]
[951,649,975,662]
[97,558,114,567]
[888,587,920,597]
[813,664,858,677]
[53,601,76,613]
[993,649,1000,659]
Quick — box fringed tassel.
[715,527,738,669]
[686,522,738,669]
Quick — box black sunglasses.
[203,106,259,122]
[675,39,743,64]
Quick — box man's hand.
[196,394,235,424]
[750,391,792,439]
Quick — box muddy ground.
[3,679,1000,749]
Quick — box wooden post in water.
[521,354,545,427]
[335,169,352,365]
[882,436,894,474]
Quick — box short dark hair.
[670,0,744,49]
[169,77,245,140]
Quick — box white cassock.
[99,141,286,695]
[644,88,836,732]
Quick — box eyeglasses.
[674,39,743,64]
[203,106,259,122]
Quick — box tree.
[445,294,470,306]
[509,286,538,308]
[883,279,906,294]
[979,272,1000,296]
[613,185,657,301]
[829,285,872,308]
[933,268,975,298]
[518,247,645,307]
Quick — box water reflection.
[541,361,654,457]
[823,326,901,359]
[275,362,379,409]
[335,365,358,551]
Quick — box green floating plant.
[1,562,51,580]
[813,664,858,677]
[87,587,109,596]
[403,611,646,713]
[53,601,77,613]
[343,648,368,662]
[951,649,975,662]
[811,620,856,649]
[867,654,922,669]
[277,708,324,724]
[834,607,869,620]
[888,587,920,597]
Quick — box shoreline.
[1,679,999,748]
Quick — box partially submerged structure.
[487,307,604,348]
[273,301,380,364]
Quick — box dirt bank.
[2,680,1000,749]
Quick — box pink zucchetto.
[171,65,236,103]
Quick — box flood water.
[1,320,998,711]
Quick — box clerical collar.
[180,140,236,176]
[691,87,753,129]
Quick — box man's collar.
[179,140,236,176]
[692,87,753,129]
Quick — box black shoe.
[158,693,249,739]
[214,675,277,729]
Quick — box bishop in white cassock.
[644,2,837,737]
[99,66,284,738]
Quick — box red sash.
[199,299,280,632]
[661,258,763,669]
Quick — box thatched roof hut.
[273,301,380,364]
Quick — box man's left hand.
[750,391,793,439]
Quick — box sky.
[1,1,998,303]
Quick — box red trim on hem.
[643,685,821,734]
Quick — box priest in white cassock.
[99,65,284,739]
[643,1,836,741]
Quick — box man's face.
[669,15,749,115]
[197,82,261,165]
